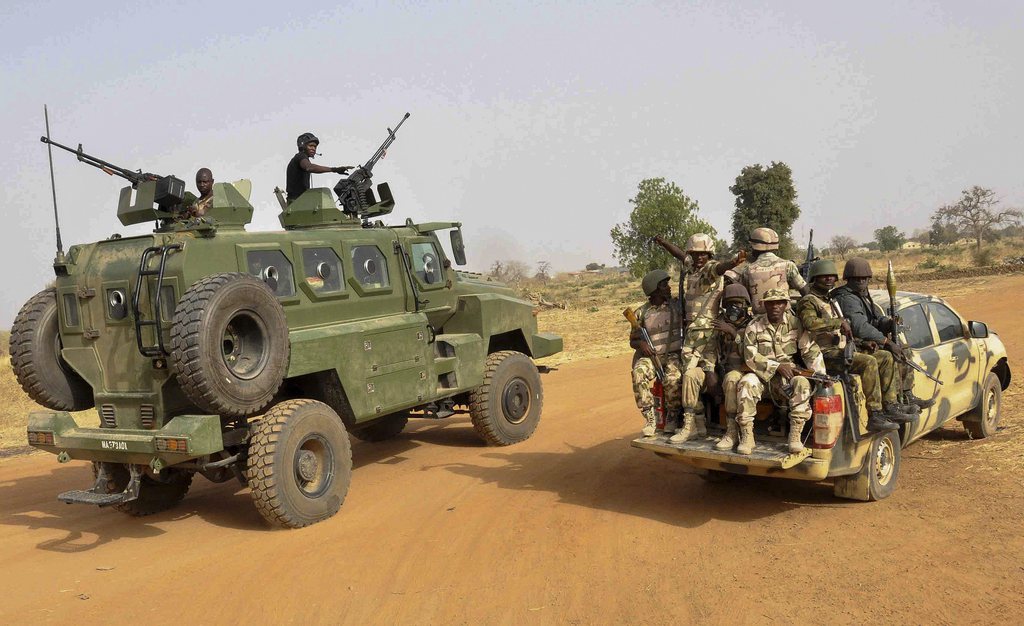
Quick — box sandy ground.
[0,276,1021,625]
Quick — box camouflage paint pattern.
[632,354,683,412]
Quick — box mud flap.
[58,463,142,507]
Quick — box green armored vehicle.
[12,117,562,528]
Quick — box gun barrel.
[40,136,154,185]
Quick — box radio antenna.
[44,104,65,259]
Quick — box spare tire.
[9,289,94,411]
[170,273,289,417]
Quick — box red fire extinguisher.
[652,379,666,431]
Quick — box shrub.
[971,247,996,267]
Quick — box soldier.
[736,288,826,455]
[831,258,934,410]
[652,233,745,325]
[286,132,354,204]
[796,260,905,433]
[706,284,754,450]
[186,168,214,219]
[725,227,809,314]
[630,270,685,437]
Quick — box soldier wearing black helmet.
[705,284,754,450]
[286,132,354,204]
[832,258,934,410]
[724,227,809,314]
[797,260,911,433]
[629,270,684,437]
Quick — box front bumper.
[27,411,225,466]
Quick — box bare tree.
[503,260,529,283]
[535,261,552,282]
[828,235,857,259]
[933,186,1022,251]
[489,260,505,279]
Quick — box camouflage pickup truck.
[632,291,1009,500]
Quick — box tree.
[928,220,959,246]
[489,260,504,278]
[933,186,1023,251]
[828,235,857,259]
[610,178,718,278]
[874,226,906,252]
[729,161,800,257]
[503,260,529,283]
[584,262,604,271]
[535,261,552,282]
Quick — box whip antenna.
[44,104,64,257]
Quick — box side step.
[57,463,142,507]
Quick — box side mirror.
[968,320,989,339]
[450,229,467,266]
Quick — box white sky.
[2,0,1021,326]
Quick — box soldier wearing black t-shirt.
[286,132,353,203]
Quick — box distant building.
[851,246,869,253]
[901,241,922,250]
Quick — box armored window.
[899,304,933,349]
[928,303,964,344]
[411,242,443,285]
[246,250,295,297]
[351,245,390,288]
[302,248,344,294]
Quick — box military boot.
[669,411,698,443]
[736,422,755,455]
[662,409,680,435]
[904,391,935,409]
[693,412,708,438]
[641,409,657,437]
[714,418,738,451]
[788,418,807,454]
[867,411,899,433]
[883,403,916,424]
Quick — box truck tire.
[170,273,289,417]
[963,372,1001,439]
[93,463,193,517]
[9,289,94,411]
[833,431,901,502]
[350,411,409,442]
[469,350,543,446]
[247,399,352,529]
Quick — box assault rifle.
[623,307,665,382]
[886,261,942,385]
[793,367,840,387]
[39,136,185,210]
[799,228,818,281]
[335,112,410,215]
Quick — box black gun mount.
[334,112,410,216]
[40,137,185,211]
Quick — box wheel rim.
[984,387,998,427]
[221,310,269,380]
[501,377,531,424]
[293,434,334,498]
[875,436,896,487]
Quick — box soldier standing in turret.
[831,258,934,410]
[629,270,685,437]
[725,227,808,314]
[286,132,354,204]
[653,234,744,438]
[708,284,755,451]
[186,168,214,219]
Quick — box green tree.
[729,162,801,257]
[610,178,718,278]
[933,186,1023,251]
[874,225,906,252]
[928,219,959,246]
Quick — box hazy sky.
[2,1,1021,326]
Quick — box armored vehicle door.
[401,235,456,330]
[924,302,978,417]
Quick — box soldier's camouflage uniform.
[631,300,683,416]
[797,288,897,412]
[714,318,751,419]
[831,284,913,394]
[678,260,723,415]
[738,310,825,427]
[725,252,806,314]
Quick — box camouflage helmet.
[641,269,670,296]
[722,283,751,304]
[748,227,780,251]
[842,257,873,279]
[296,132,320,150]
[761,287,790,303]
[685,233,715,254]
[808,259,839,280]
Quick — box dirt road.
[1,277,1021,625]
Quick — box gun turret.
[334,112,410,216]
[40,137,185,211]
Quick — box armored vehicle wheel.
[247,399,352,529]
[833,431,901,502]
[92,463,193,516]
[469,350,543,446]
[350,411,409,442]
[9,289,94,411]
[963,372,1002,439]
[170,273,289,418]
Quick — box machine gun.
[40,136,185,211]
[799,229,818,281]
[334,112,410,216]
[623,307,665,382]
[886,261,942,385]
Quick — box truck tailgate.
[631,434,831,480]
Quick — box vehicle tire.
[963,372,1002,439]
[170,273,289,418]
[247,399,352,529]
[92,463,193,517]
[469,350,543,446]
[9,289,93,411]
[834,431,901,502]
[350,411,409,442]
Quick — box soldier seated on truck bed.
[629,270,684,437]
[702,284,755,451]
[736,288,825,455]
